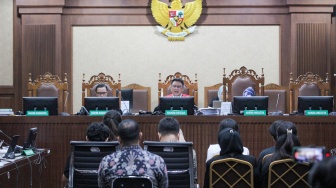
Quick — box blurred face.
[170,81,183,96]
[95,87,108,97]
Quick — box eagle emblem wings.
[151,0,202,41]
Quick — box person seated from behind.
[257,120,286,171]
[95,83,108,97]
[261,121,301,188]
[203,128,257,188]
[206,118,249,162]
[166,78,190,97]
[243,86,255,97]
[98,119,168,188]
[158,117,198,183]
[254,120,286,187]
[309,157,336,188]
[103,110,122,141]
[62,122,110,187]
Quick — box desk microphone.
[270,94,283,116]
[75,106,89,116]
[64,91,69,109]
[120,90,132,115]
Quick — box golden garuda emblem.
[151,0,202,41]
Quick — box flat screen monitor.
[84,97,120,112]
[298,96,334,114]
[4,135,19,159]
[23,97,58,115]
[232,96,269,114]
[159,96,195,115]
[22,127,38,151]
[117,89,133,110]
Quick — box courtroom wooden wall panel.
[9,1,334,113]
[0,116,335,187]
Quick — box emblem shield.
[169,10,184,27]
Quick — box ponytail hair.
[271,121,300,161]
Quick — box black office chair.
[68,141,119,188]
[143,141,195,188]
[112,176,153,188]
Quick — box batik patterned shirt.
[98,145,168,188]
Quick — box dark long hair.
[218,128,244,156]
[103,110,122,141]
[271,121,300,161]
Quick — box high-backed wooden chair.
[223,66,264,102]
[158,72,198,105]
[28,72,68,114]
[82,72,121,106]
[289,72,330,113]
[268,159,311,188]
[204,83,222,107]
[264,83,289,114]
[122,83,151,112]
[210,158,254,188]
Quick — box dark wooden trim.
[0,115,335,187]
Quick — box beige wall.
[73,26,279,113]
[0,0,13,85]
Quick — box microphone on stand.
[120,90,132,116]
[269,94,283,116]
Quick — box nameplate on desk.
[244,110,266,116]
[305,110,328,116]
[26,111,49,116]
[89,110,108,116]
[22,149,34,156]
[165,110,187,116]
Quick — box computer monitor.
[298,96,334,114]
[232,96,269,114]
[22,127,38,151]
[159,97,195,115]
[84,97,120,112]
[23,97,58,115]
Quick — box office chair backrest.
[112,176,153,188]
[69,141,119,188]
[143,141,194,188]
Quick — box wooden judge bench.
[0,115,335,187]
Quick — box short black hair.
[219,118,239,132]
[170,78,185,86]
[158,117,180,136]
[118,119,140,145]
[86,122,110,141]
[95,83,108,92]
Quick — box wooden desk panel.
[0,150,49,188]
[0,116,335,187]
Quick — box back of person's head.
[309,157,336,188]
[103,110,122,141]
[268,120,286,141]
[118,119,140,145]
[86,122,110,141]
[272,121,300,160]
[158,117,180,136]
[170,78,185,86]
[243,86,255,96]
[95,83,108,92]
[219,118,239,132]
[218,128,244,156]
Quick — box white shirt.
[206,144,250,162]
